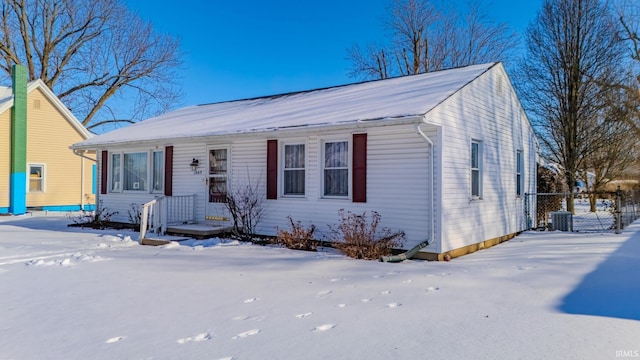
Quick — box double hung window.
[471,141,482,198]
[323,141,349,197]
[28,164,44,192]
[283,144,305,196]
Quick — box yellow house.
[1,66,95,214]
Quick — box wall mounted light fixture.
[190,158,199,172]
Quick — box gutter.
[381,121,436,262]
[72,149,96,211]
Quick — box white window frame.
[108,149,164,194]
[516,150,524,197]
[471,140,483,199]
[28,163,45,193]
[281,141,306,197]
[321,138,351,199]
[151,150,164,194]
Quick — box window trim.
[281,141,307,197]
[27,163,45,193]
[516,150,524,197]
[321,138,351,199]
[108,149,164,194]
[471,140,483,199]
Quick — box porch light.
[190,158,199,171]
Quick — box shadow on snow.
[557,223,640,321]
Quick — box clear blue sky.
[125,0,542,107]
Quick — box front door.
[206,146,230,223]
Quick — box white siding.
[426,65,537,252]
[94,63,535,254]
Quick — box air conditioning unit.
[551,211,573,231]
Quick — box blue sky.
[125,0,543,107]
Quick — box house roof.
[0,79,92,140]
[72,62,498,149]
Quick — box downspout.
[73,149,96,211]
[381,122,435,262]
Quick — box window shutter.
[267,140,278,199]
[100,150,108,194]
[352,133,367,202]
[164,146,173,196]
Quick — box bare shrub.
[329,209,405,260]
[128,203,142,226]
[224,179,266,241]
[68,200,118,229]
[275,216,317,251]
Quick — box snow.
[1,213,639,359]
[72,63,495,148]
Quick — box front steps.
[141,223,233,245]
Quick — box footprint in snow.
[232,329,260,339]
[296,312,313,319]
[313,324,336,332]
[105,336,124,344]
[316,290,332,297]
[243,297,258,303]
[426,286,440,292]
[517,266,536,270]
[177,332,211,344]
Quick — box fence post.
[616,186,622,234]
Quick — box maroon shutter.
[100,150,108,194]
[352,133,367,202]
[164,146,173,196]
[267,140,278,199]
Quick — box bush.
[128,203,142,226]
[329,209,405,260]
[68,200,118,229]
[275,216,317,251]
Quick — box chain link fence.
[525,189,640,233]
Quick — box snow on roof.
[73,63,497,149]
[0,85,12,108]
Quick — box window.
[471,140,482,198]
[123,152,147,191]
[283,144,305,196]
[323,141,349,197]
[152,151,164,193]
[28,164,44,192]
[110,153,121,192]
[516,150,524,196]
[109,150,163,193]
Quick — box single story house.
[1,65,95,215]
[71,62,537,260]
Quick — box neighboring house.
[71,62,537,260]
[0,65,95,214]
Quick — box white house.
[71,62,537,260]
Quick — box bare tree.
[614,0,640,137]
[346,0,518,80]
[0,0,182,131]
[517,0,627,213]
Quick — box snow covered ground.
[1,213,638,360]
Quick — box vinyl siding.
[426,65,536,252]
[0,109,10,208]
[97,124,436,251]
[25,88,95,208]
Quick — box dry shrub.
[330,209,405,260]
[275,216,317,251]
